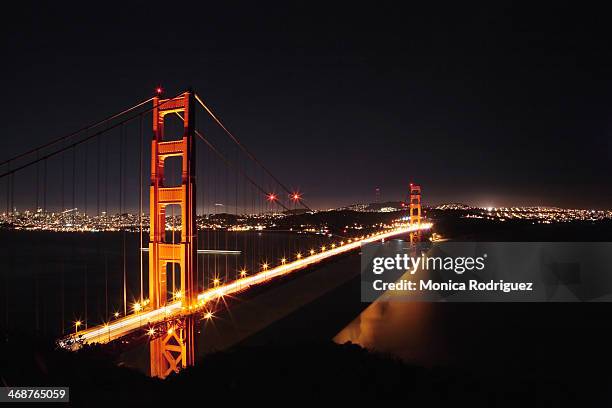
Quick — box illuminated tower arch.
[149,91,197,309]
[150,317,195,378]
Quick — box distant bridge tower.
[149,91,198,309]
[409,183,421,226]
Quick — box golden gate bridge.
[0,89,430,378]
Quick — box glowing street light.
[240,269,247,278]
[133,302,142,313]
[74,320,82,334]
[296,252,302,259]
[147,327,155,337]
[114,312,120,319]
[281,257,287,265]
[213,278,220,287]
[174,290,183,300]
[204,311,214,320]
[262,262,269,271]
[309,249,315,255]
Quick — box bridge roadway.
[59,224,431,349]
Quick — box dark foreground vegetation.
[1,333,609,406]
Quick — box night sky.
[2,2,611,209]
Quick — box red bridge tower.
[149,91,198,309]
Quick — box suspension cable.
[138,114,144,304]
[194,93,312,211]
[174,112,292,212]
[0,93,183,180]
[0,98,153,167]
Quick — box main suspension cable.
[0,97,153,167]
[0,94,183,180]
[194,93,312,211]
[174,112,291,212]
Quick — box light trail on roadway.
[59,223,431,349]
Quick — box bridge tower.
[149,91,198,309]
[409,183,421,225]
[150,317,195,378]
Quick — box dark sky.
[1,2,612,209]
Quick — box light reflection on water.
[333,301,448,366]
[334,235,449,366]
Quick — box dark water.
[0,229,336,336]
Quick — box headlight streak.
[60,224,431,348]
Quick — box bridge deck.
[58,224,431,349]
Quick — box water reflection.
[334,232,450,366]
[333,301,448,366]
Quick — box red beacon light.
[155,86,163,95]
[290,193,301,201]
[267,193,277,202]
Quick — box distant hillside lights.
[380,207,400,212]
[434,204,612,223]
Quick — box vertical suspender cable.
[36,150,39,210]
[5,161,8,215]
[60,154,64,334]
[121,124,127,316]
[84,142,88,328]
[43,159,47,213]
[139,114,144,304]
[96,130,101,325]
